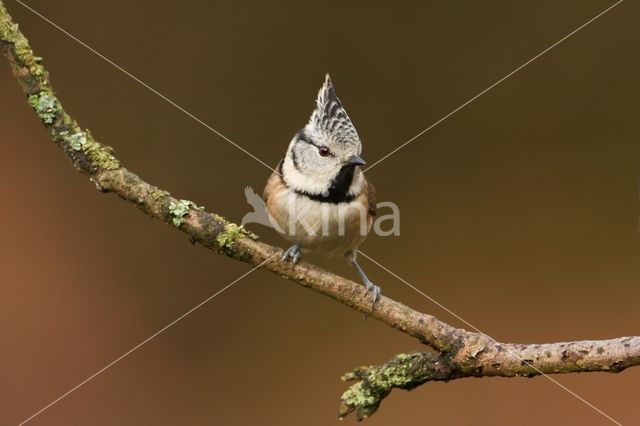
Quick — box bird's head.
[282,74,365,198]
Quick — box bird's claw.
[281,244,302,264]
[364,279,381,304]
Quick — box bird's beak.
[345,155,366,166]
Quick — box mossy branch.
[340,337,640,420]
[2,1,638,421]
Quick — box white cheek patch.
[282,153,333,195]
[283,150,366,198]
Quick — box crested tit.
[263,75,380,302]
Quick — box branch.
[1,2,638,420]
[339,337,640,419]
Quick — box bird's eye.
[318,146,331,157]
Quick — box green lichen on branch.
[0,8,12,41]
[0,4,46,79]
[151,188,170,201]
[66,130,88,151]
[28,91,57,124]
[81,134,120,170]
[1,5,120,174]
[0,6,20,49]
[216,222,257,250]
[340,352,441,421]
[168,199,198,227]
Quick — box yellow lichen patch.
[216,222,257,249]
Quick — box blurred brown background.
[1,0,639,424]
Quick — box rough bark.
[1,2,638,421]
[339,336,640,419]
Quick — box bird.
[263,74,380,303]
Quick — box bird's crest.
[307,74,360,146]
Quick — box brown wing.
[363,175,377,217]
[262,159,284,202]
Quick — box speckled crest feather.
[307,74,360,146]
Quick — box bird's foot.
[364,279,381,304]
[281,244,302,264]
[349,254,381,308]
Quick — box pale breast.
[263,171,373,256]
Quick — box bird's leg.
[348,251,381,305]
[282,244,302,264]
